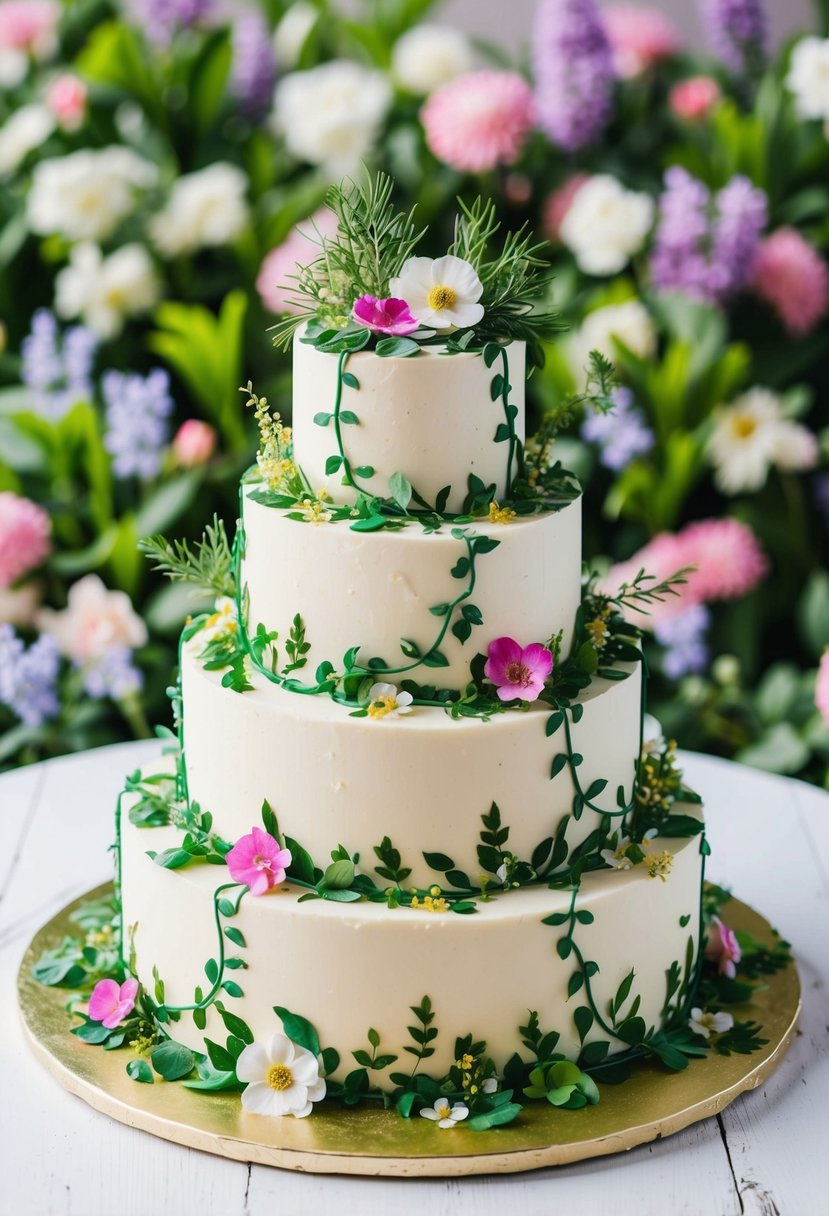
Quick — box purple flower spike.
[352,295,420,336]
[533,0,615,152]
[231,7,277,119]
[699,0,767,75]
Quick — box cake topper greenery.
[269,172,560,368]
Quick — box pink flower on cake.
[37,573,147,662]
[485,637,553,702]
[816,650,829,726]
[0,491,51,588]
[236,1032,326,1117]
[352,295,419,336]
[705,915,742,978]
[256,206,339,316]
[172,418,217,468]
[751,228,829,337]
[226,827,292,896]
[669,75,721,121]
[88,977,139,1029]
[602,5,681,79]
[420,70,535,174]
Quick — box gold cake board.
[18,884,800,1178]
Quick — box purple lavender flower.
[81,647,143,701]
[533,0,615,152]
[700,0,767,75]
[650,167,766,304]
[231,7,277,119]
[0,625,60,728]
[124,0,215,45]
[581,387,654,471]
[102,368,174,480]
[655,605,711,680]
[21,310,98,421]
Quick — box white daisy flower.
[419,1098,469,1128]
[236,1032,326,1118]
[688,1008,734,1040]
[389,255,484,331]
[707,387,816,495]
[366,682,414,720]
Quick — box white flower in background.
[236,1033,325,1118]
[390,255,484,330]
[366,681,414,720]
[0,47,27,87]
[568,298,657,376]
[420,1099,469,1128]
[273,0,318,68]
[150,163,249,258]
[688,1008,734,1039]
[707,386,817,495]
[55,242,160,339]
[37,573,147,663]
[200,596,238,643]
[273,61,391,176]
[786,37,829,122]
[27,146,157,242]
[559,175,655,276]
[392,24,473,95]
[0,104,54,176]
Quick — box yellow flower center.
[730,414,757,440]
[367,695,398,719]
[427,285,457,311]
[266,1063,293,1091]
[436,1101,452,1119]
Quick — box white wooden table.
[1,741,827,1216]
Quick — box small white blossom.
[392,24,473,95]
[600,837,635,870]
[786,37,829,122]
[150,163,249,258]
[688,1008,734,1040]
[273,61,391,176]
[707,387,817,495]
[55,242,160,339]
[420,1099,469,1128]
[27,146,157,242]
[236,1033,326,1118]
[200,597,238,643]
[568,299,657,376]
[482,1077,498,1094]
[0,47,27,88]
[366,681,414,720]
[560,175,654,276]
[0,104,54,176]
[390,255,484,331]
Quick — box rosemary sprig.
[139,515,235,598]
[612,567,693,613]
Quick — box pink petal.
[248,870,273,897]
[496,683,522,702]
[88,978,120,1023]
[520,643,554,679]
[120,978,139,1003]
[484,636,523,683]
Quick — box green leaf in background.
[797,571,829,658]
[737,723,811,775]
[188,28,232,137]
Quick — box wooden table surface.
[1,740,827,1216]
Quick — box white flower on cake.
[559,175,654,276]
[391,24,473,95]
[785,37,829,122]
[419,1098,469,1128]
[236,1033,325,1118]
[200,597,237,643]
[0,104,54,176]
[273,61,391,176]
[389,255,484,331]
[568,299,657,376]
[600,837,636,870]
[688,1008,734,1040]
[27,146,157,242]
[55,242,160,339]
[707,386,817,495]
[150,163,249,258]
[366,682,413,720]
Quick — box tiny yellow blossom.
[644,849,674,881]
[488,501,516,525]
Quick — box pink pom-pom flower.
[751,227,829,338]
[817,650,829,727]
[0,491,51,589]
[421,70,535,174]
[88,977,139,1029]
[226,826,293,896]
[485,636,553,702]
[352,295,419,336]
[705,916,742,978]
[602,4,681,78]
[669,75,721,120]
[172,419,217,468]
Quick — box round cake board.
[18,884,800,1178]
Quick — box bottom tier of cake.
[118,762,707,1083]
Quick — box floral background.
[0,0,828,784]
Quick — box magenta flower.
[88,978,139,1029]
[705,916,742,978]
[226,826,292,896]
[352,295,419,336]
[485,637,553,702]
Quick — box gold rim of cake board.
[18,883,800,1179]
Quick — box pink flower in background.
[256,206,339,315]
[705,916,742,978]
[542,173,590,242]
[421,70,535,173]
[226,826,292,896]
[0,0,58,54]
[172,418,217,467]
[817,651,829,726]
[0,492,51,588]
[37,572,147,662]
[669,75,721,120]
[485,637,553,702]
[88,977,139,1029]
[352,295,419,336]
[46,73,87,130]
[751,228,829,337]
[602,4,681,78]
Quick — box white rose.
[392,24,473,95]
[568,299,656,376]
[786,36,829,122]
[150,162,249,258]
[273,60,391,175]
[0,104,54,176]
[560,175,655,276]
[27,146,157,242]
[273,1,318,68]
[55,242,160,339]
[38,573,147,663]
